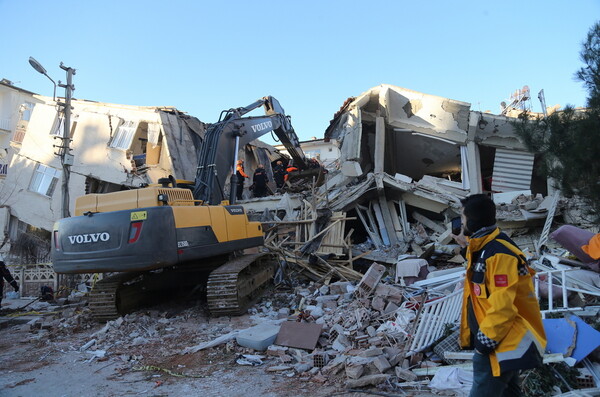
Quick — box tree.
[514,22,600,221]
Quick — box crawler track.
[206,252,276,316]
[88,273,143,322]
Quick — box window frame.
[109,120,138,150]
[29,163,60,197]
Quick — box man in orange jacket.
[235,159,249,200]
[284,163,298,183]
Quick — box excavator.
[51,96,311,321]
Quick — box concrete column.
[374,116,385,175]
[466,140,482,194]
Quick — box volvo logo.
[250,121,273,133]
[67,232,110,244]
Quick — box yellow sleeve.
[479,253,519,343]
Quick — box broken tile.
[275,321,323,350]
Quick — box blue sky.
[1,1,598,144]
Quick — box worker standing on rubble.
[453,194,546,397]
[273,160,286,189]
[235,159,249,201]
[252,164,269,198]
[284,162,298,183]
[0,258,19,307]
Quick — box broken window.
[49,114,78,137]
[109,120,138,150]
[8,215,27,242]
[29,163,60,197]
[385,127,462,182]
[13,102,35,143]
[84,176,127,194]
[20,102,34,122]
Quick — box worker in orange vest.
[284,162,298,183]
[235,159,249,200]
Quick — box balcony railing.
[0,118,11,132]
[12,124,27,143]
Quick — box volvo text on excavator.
[51,96,310,321]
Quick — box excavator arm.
[193,96,308,204]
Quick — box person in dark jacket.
[453,194,546,397]
[252,164,269,198]
[1,261,19,307]
[273,160,286,189]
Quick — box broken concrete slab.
[236,323,281,351]
[345,364,365,379]
[395,366,418,382]
[372,355,391,373]
[345,374,390,388]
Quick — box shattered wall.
[326,84,544,196]
[0,96,203,232]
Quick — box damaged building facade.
[0,90,207,292]
[315,84,554,254]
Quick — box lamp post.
[29,57,76,219]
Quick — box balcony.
[11,123,27,144]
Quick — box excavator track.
[89,272,144,322]
[206,252,276,316]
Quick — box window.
[50,116,65,137]
[50,114,78,137]
[29,164,60,197]
[109,120,138,149]
[20,102,35,122]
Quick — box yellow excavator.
[51,96,314,321]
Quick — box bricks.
[373,356,391,373]
[356,263,386,297]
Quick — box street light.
[28,57,76,219]
[28,57,57,101]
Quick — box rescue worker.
[582,233,600,260]
[284,162,298,183]
[273,160,286,189]
[1,260,19,307]
[252,164,269,198]
[452,194,546,397]
[235,159,249,201]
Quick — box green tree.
[514,22,600,221]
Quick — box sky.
[1,1,598,145]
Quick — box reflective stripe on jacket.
[459,227,546,376]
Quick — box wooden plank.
[372,200,391,246]
[412,354,565,376]
[412,211,446,234]
[388,200,404,241]
[355,205,382,248]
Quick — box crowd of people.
[234,158,323,200]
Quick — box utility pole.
[29,57,76,219]
[57,63,76,218]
